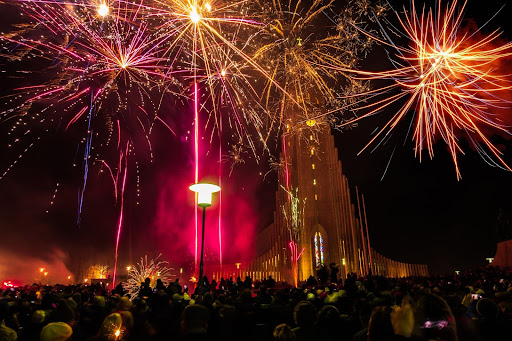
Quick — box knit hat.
[66,297,77,310]
[93,296,106,308]
[135,299,149,313]
[117,296,133,311]
[172,293,183,303]
[31,310,46,324]
[99,313,122,336]
[40,322,73,341]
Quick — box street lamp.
[189,183,221,293]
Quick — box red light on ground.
[2,280,22,289]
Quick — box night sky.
[0,0,512,284]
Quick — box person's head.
[92,295,105,308]
[40,322,73,341]
[476,298,500,320]
[117,296,133,311]
[203,292,213,306]
[99,313,122,337]
[293,301,317,328]
[357,301,372,328]
[416,294,458,341]
[182,304,209,333]
[273,323,296,341]
[317,305,340,328]
[53,299,76,326]
[367,306,394,341]
[0,300,9,322]
[31,310,46,324]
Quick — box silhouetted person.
[182,304,209,340]
[316,265,329,286]
[273,323,296,341]
[268,275,276,288]
[306,275,317,287]
[139,277,152,298]
[291,301,328,341]
[329,263,339,284]
[0,300,17,341]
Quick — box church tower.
[281,122,369,281]
[210,124,428,283]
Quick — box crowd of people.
[1,266,512,340]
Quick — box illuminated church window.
[314,232,324,267]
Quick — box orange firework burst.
[324,0,512,179]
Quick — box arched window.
[314,232,324,267]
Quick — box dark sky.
[0,0,512,283]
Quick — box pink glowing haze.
[153,158,259,277]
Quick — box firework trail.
[281,186,305,287]
[319,0,512,178]
[112,142,128,287]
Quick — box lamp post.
[189,183,221,293]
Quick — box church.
[212,124,428,284]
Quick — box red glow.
[2,280,21,289]
[218,142,223,270]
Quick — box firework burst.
[123,254,174,300]
[249,0,377,138]
[324,0,512,178]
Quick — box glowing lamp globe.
[97,3,109,17]
[189,183,220,207]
